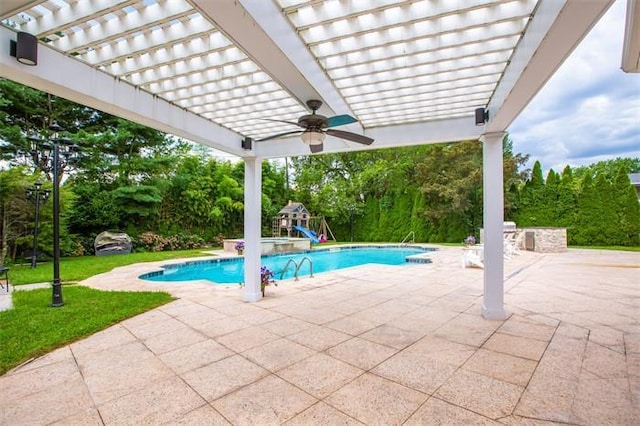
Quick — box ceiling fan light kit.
[301,130,325,145]
[255,99,374,153]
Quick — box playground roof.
[0,0,621,158]
[279,202,308,215]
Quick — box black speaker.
[475,107,488,126]
[241,137,252,150]
[11,32,38,66]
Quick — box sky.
[508,0,640,173]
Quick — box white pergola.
[0,0,624,319]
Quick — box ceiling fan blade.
[257,130,303,141]
[327,114,358,128]
[310,143,324,153]
[260,118,303,127]
[326,129,374,145]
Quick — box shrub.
[134,232,206,252]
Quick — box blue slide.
[294,225,320,243]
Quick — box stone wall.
[479,227,567,253]
[521,227,567,253]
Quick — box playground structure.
[272,201,336,243]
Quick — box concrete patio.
[0,246,638,425]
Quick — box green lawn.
[7,249,216,285]
[0,286,174,375]
[570,245,640,252]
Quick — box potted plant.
[260,265,276,296]
[464,235,476,246]
[235,241,245,255]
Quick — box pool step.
[405,253,433,264]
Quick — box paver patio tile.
[83,353,174,405]
[588,326,626,353]
[192,316,251,338]
[286,324,351,350]
[435,369,524,419]
[214,302,264,317]
[174,308,230,327]
[122,315,189,340]
[182,354,268,402]
[360,324,426,349]
[288,306,346,324]
[70,325,137,359]
[143,326,207,355]
[97,376,205,424]
[582,340,628,378]
[242,338,315,372]
[158,338,234,375]
[404,335,476,367]
[0,371,94,425]
[324,373,427,425]
[434,313,502,347]
[404,397,499,425]
[372,351,458,394]
[514,363,580,422]
[463,348,537,387]
[324,315,379,335]
[120,309,172,328]
[215,325,280,353]
[498,316,557,342]
[159,299,212,317]
[0,353,77,399]
[170,404,231,425]
[387,307,460,332]
[51,408,103,425]
[235,307,286,325]
[571,370,637,425]
[260,316,314,336]
[279,353,363,398]
[213,375,316,424]
[326,337,398,370]
[626,333,640,353]
[482,332,548,361]
[285,402,363,425]
[428,294,478,312]
[74,340,155,377]
[628,351,640,377]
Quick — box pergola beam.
[487,0,614,132]
[0,25,244,156]
[622,0,640,72]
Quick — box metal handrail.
[400,231,415,245]
[295,257,314,280]
[279,259,298,280]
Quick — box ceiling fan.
[256,99,374,153]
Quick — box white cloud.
[509,0,640,173]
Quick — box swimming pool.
[140,245,433,284]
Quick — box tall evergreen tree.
[612,168,640,246]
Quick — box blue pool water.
[140,246,432,284]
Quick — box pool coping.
[138,244,438,284]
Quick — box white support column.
[481,132,508,320]
[243,157,263,302]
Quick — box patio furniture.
[462,246,484,269]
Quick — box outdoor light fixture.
[300,130,325,146]
[25,182,50,268]
[241,136,252,150]
[475,107,489,126]
[10,32,38,66]
[25,124,81,307]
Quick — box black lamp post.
[25,182,50,268]
[27,125,80,307]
